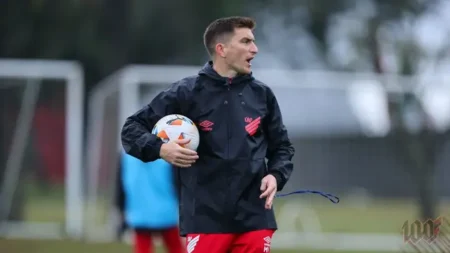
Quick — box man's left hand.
[260,174,277,209]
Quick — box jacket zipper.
[226,78,232,159]
[225,78,232,215]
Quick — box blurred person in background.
[115,152,184,253]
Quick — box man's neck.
[212,60,237,78]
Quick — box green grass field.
[2,184,449,253]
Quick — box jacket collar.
[198,61,254,85]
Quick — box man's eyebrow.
[241,37,255,41]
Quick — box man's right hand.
[160,139,199,168]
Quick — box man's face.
[221,28,258,75]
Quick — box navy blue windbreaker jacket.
[121,61,295,236]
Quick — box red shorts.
[134,227,184,253]
[185,229,275,253]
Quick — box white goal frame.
[87,64,440,250]
[0,59,84,239]
[87,64,450,251]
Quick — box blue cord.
[276,190,340,204]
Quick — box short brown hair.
[203,16,256,57]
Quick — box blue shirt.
[121,153,179,229]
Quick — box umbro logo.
[198,120,214,131]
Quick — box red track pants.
[185,229,275,253]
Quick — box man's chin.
[238,67,252,75]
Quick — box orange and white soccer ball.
[151,114,200,151]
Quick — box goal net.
[85,64,450,250]
[0,59,84,239]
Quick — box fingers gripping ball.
[152,114,200,151]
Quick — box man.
[116,153,184,253]
[121,16,294,253]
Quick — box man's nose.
[250,43,258,54]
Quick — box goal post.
[85,64,405,243]
[0,59,84,239]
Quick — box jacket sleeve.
[121,82,182,162]
[264,88,295,191]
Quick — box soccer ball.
[151,114,200,151]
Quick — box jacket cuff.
[150,137,164,160]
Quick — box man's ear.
[215,43,226,58]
